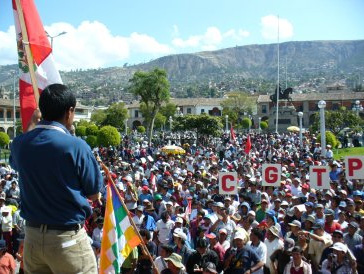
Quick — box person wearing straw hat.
[162,253,187,274]
[10,84,103,273]
[265,226,284,274]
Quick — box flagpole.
[100,163,159,274]
[14,0,40,106]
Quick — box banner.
[262,164,281,186]
[219,172,238,195]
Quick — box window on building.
[332,103,340,111]
[16,112,20,119]
[201,109,205,114]
[0,110,3,120]
[262,105,267,114]
[187,108,192,114]
[6,110,11,119]
[135,110,139,118]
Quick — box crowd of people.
[2,128,364,273]
[85,131,363,274]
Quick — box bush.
[260,121,268,130]
[137,126,146,134]
[75,126,87,137]
[0,132,10,148]
[98,126,121,147]
[241,117,252,129]
[317,131,339,148]
[86,135,98,148]
[86,124,99,136]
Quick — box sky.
[0,0,363,71]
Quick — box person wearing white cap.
[223,231,264,274]
[173,228,191,265]
[321,242,357,274]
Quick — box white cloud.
[261,15,293,40]
[0,26,17,65]
[0,21,172,70]
[172,26,249,51]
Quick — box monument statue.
[270,86,293,103]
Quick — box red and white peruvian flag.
[12,0,62,130]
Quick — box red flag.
[12,0,63,130]
[230,125,236,142]
[244,134,251,154]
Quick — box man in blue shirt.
[10,84,103,273]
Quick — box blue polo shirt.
[10,121,103,225]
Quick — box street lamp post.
[124,119,128,135]
[258,117,261,134]
[298,112,303,148]
[353,100,363,116]
[318,100,326,157]
[169,116,173,131]
[225,115,228,132]
[46,31,67,49]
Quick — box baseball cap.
[234,232,246,240]
[203,262,218,274]
[154,194,162,201]
[349,221,359,229]
[324,209,334,216]
[288,220,301,227]
[142,186,149,191]
[284,238,295,251]
[313,220,324,230]
[330,242,348,253]
[219,228,227,235]
[173,230,187,241]
[205,233,217,239]
[165,253,183,268]
[305,202,314,207]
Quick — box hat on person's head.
[284,238,295,252]
[305,202,313,208]
[205,233,217,239]
[281,201,289,207]
[175,217,183,224]
[333,230,344,237]
[330,242,347,253]
[315,203,324,209]
[339,201,347,208]
[146,205,155,211]
[248,210,256,217]
[261,199,268,204]
[302,183,310,190]
[203,262,218,274]
[166,201,173,206]
[0,193,5,201]
[1,206,11,213]
[142,186,149,192]
[313,220,325,230]
[268,226,280,238]
[324,209,334,216]
[219,228,227,235]
[349,221,359,229]
[154,194,163,201]
[136,205,144,212]
[304,215,314,224]
[288,220,301,227]
[173,230,187,241]
[234,232,246,241]
[353,190,362,197]
[123,175,133,182]
[274,199,282,203]
[347,199,355,206]
[165,253,184,268]
[224,196,231,201]
[216,202,224,208]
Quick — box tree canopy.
[129,68,170,144]
[173,114,223,137]
[98,126,121,147]
[310,109,363,135]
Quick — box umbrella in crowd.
[160,145,186,155]
[287,126,300,132]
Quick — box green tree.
[98,126,121,147]
[310,109,362,135]
[174,114,223,137]
[103,102,128,130]
[77,119,90,127]
[154,112,167,129]
[241,117,252,129]
[75,126,87,137]
[86,124,99,136]
[260,121,269,130]
[317,131,339,148]
[91,109,107,126]
[159,103,177,119]
[0,132,10,148]
[129,68,170,144]
[221,92,256,125]
[86,135,98,148]
[137,126,146,134]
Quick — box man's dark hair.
[39,84,76,121]
[139,229,151,240]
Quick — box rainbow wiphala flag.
[99,184,141,273]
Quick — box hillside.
[0,40,363,105]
